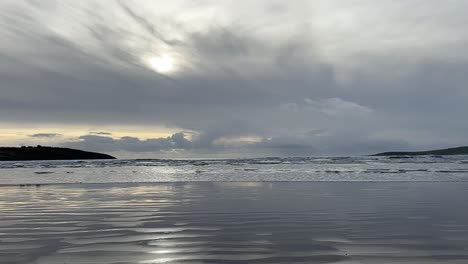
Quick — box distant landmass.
[0,146,115,161]
[373,146,468,156]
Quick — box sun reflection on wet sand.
[1,182,468,263]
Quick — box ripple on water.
[1,182,468,263]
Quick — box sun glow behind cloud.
[147,54,176,74]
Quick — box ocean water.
[1,156,468,185]
[2,156,468,263]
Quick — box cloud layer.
[2,1,468,156]
[63,133,192,153]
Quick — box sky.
[1,0,468,158]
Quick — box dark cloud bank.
[2,1,468,157]
[64,133,191,153]
[29,133,62,138]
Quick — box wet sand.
[1,182,468,263]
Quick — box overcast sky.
[1,0,468,158]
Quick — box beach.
[2,181,468,264]
[3,1,468,263]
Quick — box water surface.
[1,156,468,184]
[1,182,468,263]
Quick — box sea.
[1,155,468,184]
[1,156,468,263]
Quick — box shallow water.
[1,182,468,264]
[1,156,468,184]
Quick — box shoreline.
[2,180,468,188]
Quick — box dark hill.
[373,146,468,156]
[0,146,115,161]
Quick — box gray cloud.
[63,132,192,153]
[90,132,113,136]
[2,1,468,156]
[61,129,410,157]
[255,131,410,156]
[29,133,62,138]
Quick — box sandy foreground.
[1,182,468,264]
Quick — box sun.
[148,54,175,74]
